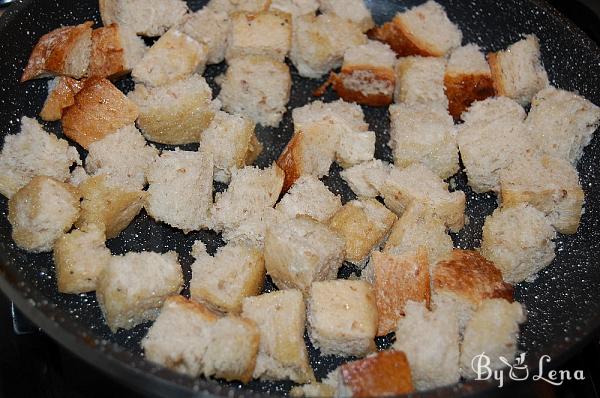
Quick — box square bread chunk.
[242,290,315,383]
[394,56,448,108]
[393,301,460,391]
[487,34,549,106]
[460,299,526,379]
[53,224,111,294]
[40,76,84,121]
[88,24,147,78]
[336,130,376,168]
[269,0,319,17]
[96,251,183,331]
[480,204,556,284]
[276,175,342,222]
[218,55,291,127]
[308,280,378,356]
[8,176,80,253]
[340,159,392,198]
[0,117,80,198]
[227,11,292,61]
[293,99,369,133]
[369,0,462,57]
[209,0,271,13]
[178,8,231,64]
[222,207,286,249]
[146,150,213,232]
[265,216,345,292]
[319,0,374,32]
[328,199,397,266]
[99,0,188,37]
[389,103,459,179]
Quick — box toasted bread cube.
[227,11,292,61]
[40,77,84,121]
[290,13,367,78]
[190,242,265,313]
[76,175,146,239]
[178,8,231,64]
[265,216,345,292]
[389,103,459,179]
[0,117,80,198]
[21,22,93,82]
[460,299,526,379]
[487,35,549,106]
[394,56,447,108]
[369,0,461,57]
[276,175,342,222]
[525,87,600,164]
[431,249,514,330]
[269,0,318,17]
[8,176,80,253]
[328,199,396,266]
[480,204,556,284]
[340,159,392,198]
[99,0,188,37]
[444,44,494,120]
[319,0,373,32]
[61,77,139,149]
[88,24,147,78]
[242,290,315,383]
[53,224,111,294]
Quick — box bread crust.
[40,77,84,121]
[368,15,436,57]
[444,72,495,120]
[486,52,507,97]
[320,66,395,107]
[276,131,304,192]
[88,24,127,79]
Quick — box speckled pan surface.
[0,0,599,396]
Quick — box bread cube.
[319,0,374,32]
[8,176,80,253]
[460,299,526,379]
[487,34,549,106]
[480,204,556,284]
[53,224,111,294]
[242,290,315,383]
[265,216,345,292]
[99,0,188,37]
[224,0,271,12]
[88,24,147,78]
[0,117,80,198]
[276,175,342,222]
[222,206,286,249]
[178,8,231,64]
[269,0,318,17]
[227,11,292,61]
[21,21,93,81]
[340,159,392,198]
[308,280,377,356]
[394,56,447,108]
[290,382,336,398]
[293,99,369,133]
[369,0,461,57]
[40,77,84,121]
[328,199,397,266]
[218,55,291,127]
[67,166,89,187]
[336,131,376,168]
[389,103,459,179]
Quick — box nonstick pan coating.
[0,0,599,397]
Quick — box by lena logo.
[471,352,585,388]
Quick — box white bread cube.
[319,0,374,32]
[290,382,336,398]
[460,299,526,379]
[227,11,292,61]
[88,24,147,78]
[269,0,318,17]
[307,280,377,356]
[328,199,397,266]
[394,56,447,109]
[146,150,213,233]
[53,224,111,294]
[487,35,549,106]
[218,55,291,127]
[389,103,459,179]
[207,0,271,13]
[178,8,231,64]
[336,130,376,168]
[276,175,342,222]
[8,176,80,253]
[40,76,84,121]
[393,301,460,391]
[222,206,286,249]
[96,251,183,331]
[0,117,80,198]
[99,0,188,37]
[340,159,393,198]
[293,99,369,133]
[242,290,315,383]
[525,86,600,164]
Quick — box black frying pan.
[0,0,599,396]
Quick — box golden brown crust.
[323,66,395,107]
[40,77,84,121]
[486,52,507,97]
[245,132,263,166]
[276,131,304,192]
[368,16,436,57]
[88,24,127,79]
[444,72,495,120]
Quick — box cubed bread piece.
[21,21,93,81]
[222,206,286,249]
[85,124,158,190]
[178,8,231,64]
[525,86,600,164]
[336,131,376,169]
[99,0,188,37]
[53,224,111,294]
[328,199,397,266]
[227,11,292,61]
[319,0,373,32]
[61,77,139,149]
[290,382,336,398]
[275,175,342,222]
[216,0,271,12]
[269,0,318,17]
[487,34,549,106]
[369,0,461,57]
[444,44,494,120]
[460,299,526,379]
[500,154,584,234]
[0,117,80,198]
[308,280,377,356]
[190,242,265,313]
[480,204,556,284]
[88,24,147,78]
[431,249,514,330]
[242,290,315,383]
[290,13,367,78]
[380,164,465,232]
[76,175,146,239]
[40,76,84,121]
[293,99,369,133]
[394,56,448,109]
[8,176,80,253]
[393,301,459,391]
[198,110,261,183]
[389,103,459,179]
[67,166,89,187]
[340,159,392,198]
[365,249,430,336]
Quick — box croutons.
[99,0,188,37]
[88,24,147,78]
[208,0,271,13]
[178,8,231,64]
[307,280,378,356]
[40,77,84,121]
[8,176,80,253]
[319,0,374,32]
[269,0,318,17]
[340,159,392,198]
[227,11,292,61]
[222,207,286,249]
[393,56,447,109]
[276,175,342,222]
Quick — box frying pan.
[0,0,599,396]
